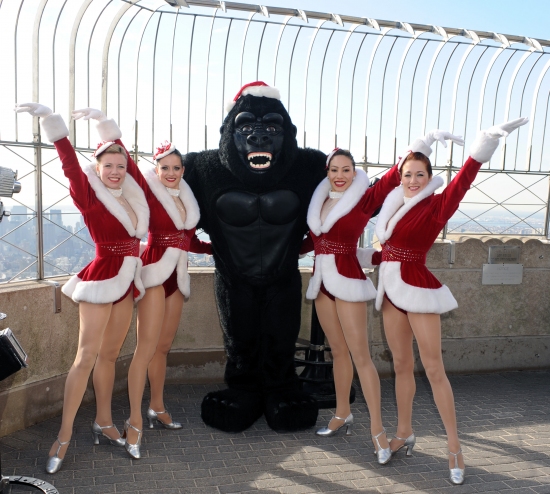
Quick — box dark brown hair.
[327,149,356,170]
[400,151,432,177]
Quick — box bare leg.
[93,292,134,439]
[334,298,388,449]
[49,302,113,459]
[381,297,416,452]
[148,289,184,422]
[315,292,353,430]
[126,285,165,444]
[407,312,464,469]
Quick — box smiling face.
[96,152,127,189]
[156,152,184,189]
[401,159,431,198]
[327,154,356,192]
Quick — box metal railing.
[1,0,549,283]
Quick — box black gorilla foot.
[201,388,263,433]
[264,390,319,432]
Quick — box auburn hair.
[400,151,432,177]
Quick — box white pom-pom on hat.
[153,141,176,161]
[225,81,281,113]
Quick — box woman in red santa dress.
[367,118,527,484]
[14,103,149,474]
[302,148,401,464]
[72,108,211,457]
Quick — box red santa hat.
[225,81,281,113]
[93,140,116,158]
[153,141,176,161]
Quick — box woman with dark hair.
[370,119,527,484]
[15,103,149,473]
[72,108,211,458]
[303,148,401,464]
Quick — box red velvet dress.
[55,138,149,304]
[304,165,400,302]
[372,156,483,314]
[120,142,211,299]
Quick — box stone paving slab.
[1,371,550,493]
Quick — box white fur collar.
[83,164,149,238]
[307,168,370,235]
[375,175,444,244]
[140,165,200,230]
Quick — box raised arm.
[72,108,149,192]
[15,103,94,211]
[434,118,529,223]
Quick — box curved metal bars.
[316,29,336,149]
[526,56,550,169]
[376,36,398,162]
[406,39,429,144]
[272,15,293,87]
[13,0,25,141]
[255,20,268,81]
[302,19,328,147]
[512,52,545,170]
[221,18,235,121]
[203,8,220,148]
[332,23,361,148]
[239,11,257,87]
[186,16,197,152]
[347,31,369,152]
[499,46,537,169]
[169,7,181,141]
[51,1,69,112]
[286,25,303,112]
[150,13,164,151]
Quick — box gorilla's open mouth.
[248,152,272,170]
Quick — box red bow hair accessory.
[93,140,116,158]
[153,141,176,161]
[225,81,281,113]
[325,147,341,169]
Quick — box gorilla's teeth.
[250,160,271,169]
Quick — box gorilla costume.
[183,82,326,432]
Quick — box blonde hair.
[97,144,127,164]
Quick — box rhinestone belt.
[95,238,140,257]
[314,237,357,255]
[381,242,426,263]
[148,231,190,251]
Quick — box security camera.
[0,166,22,223]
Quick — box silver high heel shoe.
[147,408,182,430]
[122,420,142,459]
[315,413,353,437]
[391,432,416,456]
[372,428,392,465]
[449,449,465,485]
[45,437,70,474]
[91,422,126,446]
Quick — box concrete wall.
[1,237,549,436]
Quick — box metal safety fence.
[1,0,549,282]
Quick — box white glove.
[470,117,529,163]
[14,102,68,143]
[14,102,52,118]
[421,130,465,151]
[72,107,107,122]
[73,107,122,141]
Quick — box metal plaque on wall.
[488,245,521,264]
[482,264,523,285]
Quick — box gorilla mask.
[219,94,298,190]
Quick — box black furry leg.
[264,389,319,432]
[201,388,263,433]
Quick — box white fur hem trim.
[375,176,444,245]
[61,256,143,304]
[356,248,379,269]
[306,254,377,302]
[41,114,69,143]
[375,261,458,314]
[140,248,190,298]
[96,119,122,142]
[141,165,200,230]
[307,168,370,236]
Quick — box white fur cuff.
[409,138,432,157]
[97,118,122,142]
[356,248,379,269]
[469,131,499,163]
[41,114,69,143]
